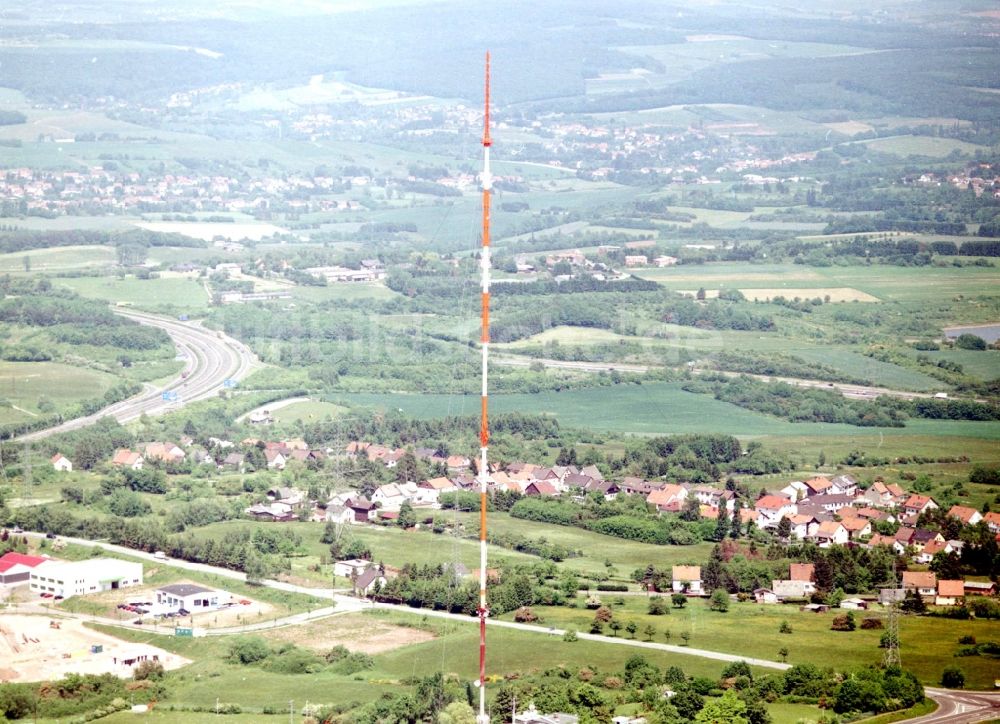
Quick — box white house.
[30,558,143,598]
[155,583,227,613]
[50,453,73,472]
[333,559,372,578]
[671,565,703,594]
[755,495,797,528]
[780,481,809,502]
[812,521,849,547]
[371,483,408,511]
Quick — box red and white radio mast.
[476,50,493,724]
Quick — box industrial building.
[0,552,52,585]
[29,558,143,598]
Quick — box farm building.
[30,558,143,598]
[0,552,52,585]
[155,584,227,613]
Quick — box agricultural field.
[269,400,350,425]
[0,245,117,274]
[330,383,1000,440]
[860,135,985,158]
[0,361,118,425]
[55,275,211,311]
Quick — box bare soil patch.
[0,614,189,682]
[265,613,434,655]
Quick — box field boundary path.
[16,310,259,442]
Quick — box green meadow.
[56,275,211,311]
[329,383,1000,440]
[0,360,118,425]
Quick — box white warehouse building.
[30,558,143,598]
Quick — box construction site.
[0,614,189,683]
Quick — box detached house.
[946,505,982,526]
[812,520,848,547]
[671,565,703,594]
[902,494,938,517]
[50,453,72,472]
[901,571,937,601]
[111,449,144,470]
[647,484,688,513]
[755,495,797,528]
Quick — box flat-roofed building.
[29,558,143,598]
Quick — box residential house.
[788,514,820,540]
[347,498,376,523]
[812,520,848,547]
[790,563,815,583]
[142,441,185,464]
[807,493,856,515]
[647,484,687,513]
[354,568,387,597]
[828,474,859,496]
[754,495,797,528]
[111,449,144,470]
[267,487,307,510]
[580,465,604,481]
[671,565,702,594]
[935,579,965,607]
[754,588,779,604]
[840,516,872,541]
[983,511,1000,534]
[585,479,621,501]
[902,494,938,517]
[901,571,937,600]
[525,480,559,497]
[513,704,579,724]
[221,452,245,471]
[856,482,894,508]
[692,485,735,512]
[371,483,409,512]
[333,559,372,578]
[264,449,286,470]
[50,453,72,472]
[245,503,295,522]
[155,584,226,613]
[780,480,809,502]
[771,579,814,600]
[324,505,353,526]
[803,476,833,496]
[421,477,458,496]
[946,505,982,526]
[445,454,471,471]
[563,473,595,492]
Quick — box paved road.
[494,354,650,374]
[17,310,258,442]
[22,533,788,669]
[235,395,311,423]
[907,688,1000,724]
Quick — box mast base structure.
[476,50,493,724]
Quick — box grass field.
[329,383,1000,439]
[0,245,116,273]
[56,276,211,310]
[861,135,984,158]
[0,360,117,424]
[271,400,350,424]
[508,596,1000,689]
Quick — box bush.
[709,589,730,612]
[831,613,856,631]
[562,629,578,642]
[513,606,538,623]
[648,596,669,615]
[860,618,883,630]
[940,667,965,688]
[227,637,270,665]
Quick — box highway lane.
[17,310,258,442]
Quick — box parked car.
[45,533,57,539]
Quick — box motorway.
[18,310,259,442]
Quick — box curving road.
[906,688,1000,724]
[17,310,258,442]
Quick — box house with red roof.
[812,520,848,547]
[111,449,144,470]
[647,484,687,513]
[754,495,797,528]
[946,505,982,526]
[902,494,938,517]
[524,480,558,497]
[902,571,937,600]
[935,579,965,606]
[0,552,52,585]
[984,511,1000,534]
[50,453,72,472]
